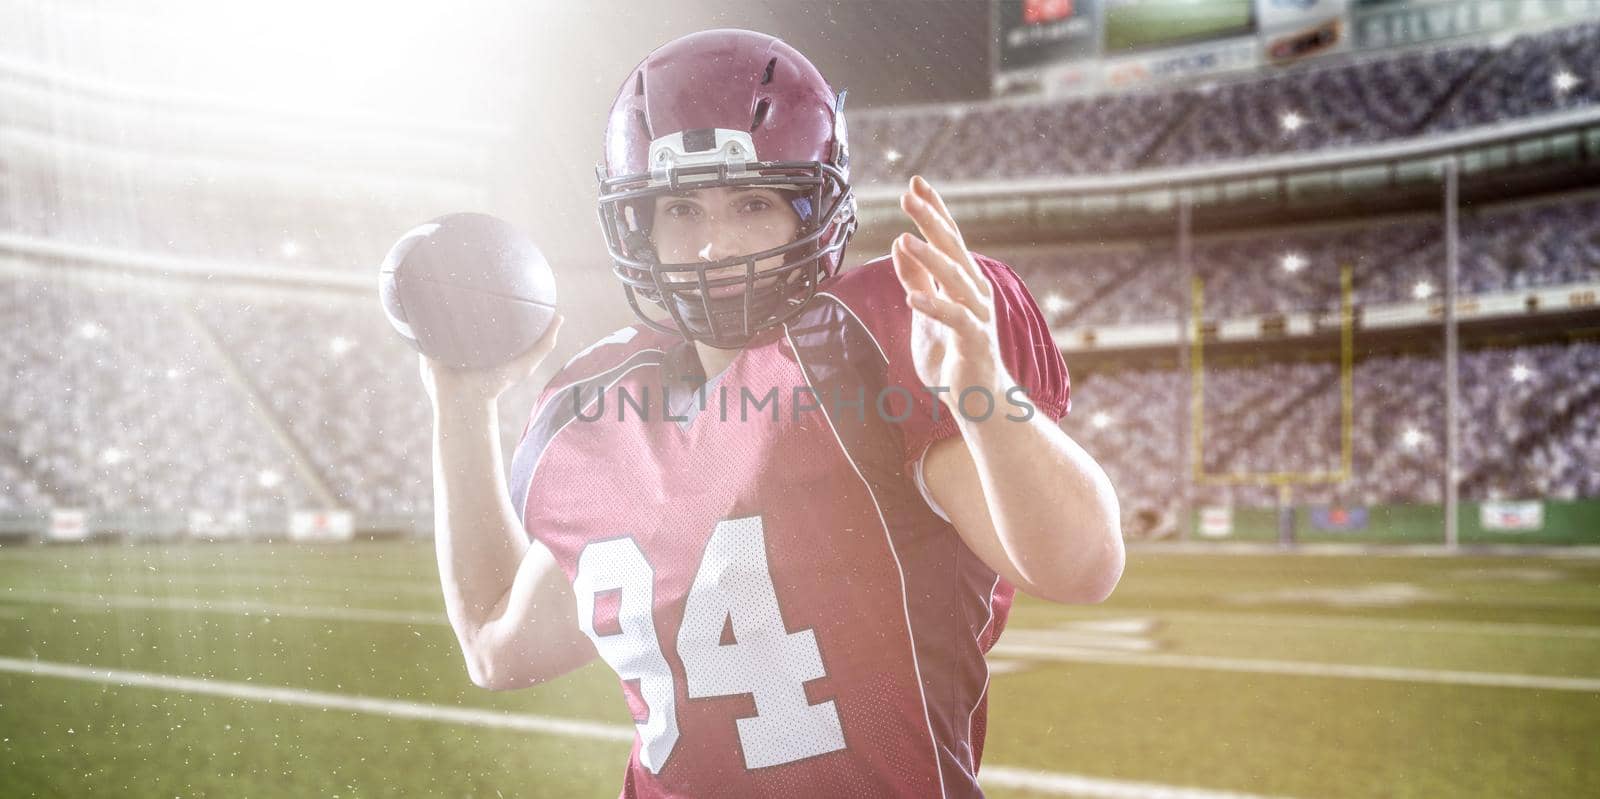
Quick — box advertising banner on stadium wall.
[1352,0,1600,50]
[1479,500,1544,531]
[1310,505,1369,532]
[290,510,355,542]
[1257,0,1351,63]
[1100,34,1260,86]
[48,508,89,542]
[1199,506,1234,537]
[187,510,249,541]
[1101,34,1261,87]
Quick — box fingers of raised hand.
[907,289,984,337]
[899,189,965,263]
[902,177,990,298]
[895,234,986,317]
[891,237,937,296]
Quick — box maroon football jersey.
[507,253,1071,798]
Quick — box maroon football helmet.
[597,29,857,349]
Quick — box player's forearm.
[430,395,528,658]
[957,383,1123,603]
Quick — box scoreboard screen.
[1103,0,1256,52]
[995,0,1100,73]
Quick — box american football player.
[420,28,1123,798]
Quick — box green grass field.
[3,540,1598,798]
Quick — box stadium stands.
[0,276,319,515]
[3,261,1593,530]
[1004,193,1600,328]
[2,17,1597,529]
[1064,341,1600,530]
[853,21,1600,183]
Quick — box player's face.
[650,185,801,299]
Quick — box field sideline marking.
[8,589,1599,692]
[0,656,1293,799]
[992,643,1600,693]
[13,585,1600,643]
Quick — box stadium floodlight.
[884,148,902,164]
[1553,70,1580,95]
[100,447,127,466]
[1280,111,1305,132]
[257,470,283,489]
[78,321,106,340]
[1280,252,1306,273]
[328,336,354,357]
[1402,428,1424,449]
[281,240,300,258]
[165,368,181,380]
[1510,363,1533,383]
[1413,280,1434,299]
[1091,411,1111,429]
[1043,292,1069,313]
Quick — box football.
[378,212,559,369]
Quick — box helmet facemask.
[597,128,855,349]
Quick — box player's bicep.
[473,537,597,690]
[920,435,1043,596]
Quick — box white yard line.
[7,589,1598,692]
[991,643,1600,693]
[0,656,1296,799]
[1029,608,1600,640]
[1129,542,1600,559]
[980,766,1294,799]
[0,655,632,741]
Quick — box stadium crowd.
[1066,341,1600,528]
[853,21,1599,183]
[2,17,1597,531]
[1005,193,1600,328]
[3,263,1595,534]
[0,276,318,516]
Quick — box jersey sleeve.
[505,324,655,535]
[893,251,1072,477]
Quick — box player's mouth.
[706,282,748,299]
[668,269,774,300]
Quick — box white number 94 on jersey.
[572,515,847,773]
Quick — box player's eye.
[738,197,773,214]
[663,202,700,220]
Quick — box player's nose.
[697,227,752,265]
